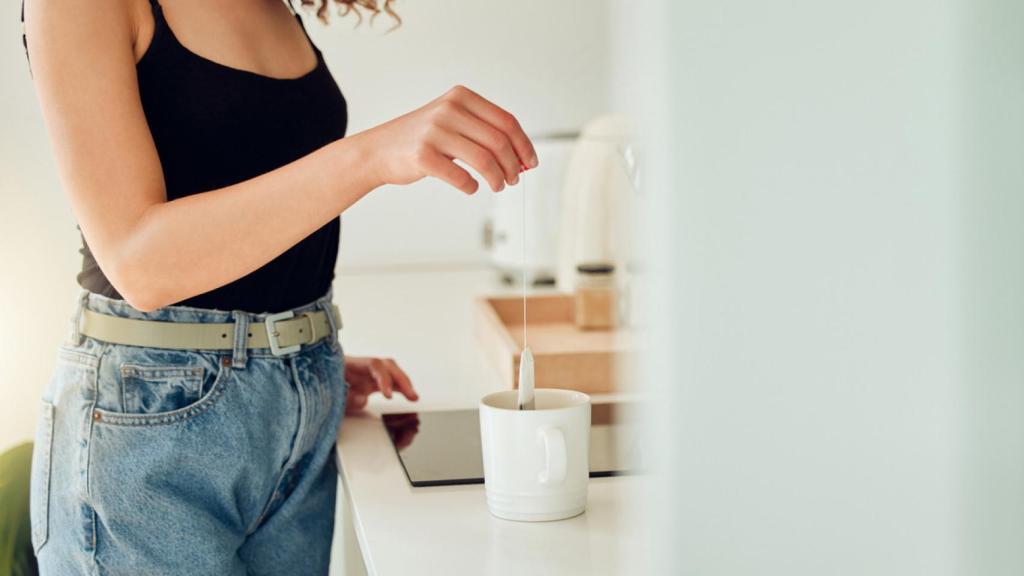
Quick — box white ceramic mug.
[479,389,591,521]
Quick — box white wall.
[305,0,612,268]
[635,0,982,574]
[960,1,1024,572]
[0,0,613,451]
[0,9,84,452]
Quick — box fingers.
[445,85,538,170]
[343,356,419,404]
[345,392,368,414]
[435,131,506,193]
[439,104,521,187]
[410,84,537,196]
[368,358,394,399]
[416,146,479,195]
[344,359,378,394]
[384,358,419,401]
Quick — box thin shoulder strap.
[147,0,164,19]
[288,1,322,54]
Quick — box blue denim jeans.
[30,287,348,575]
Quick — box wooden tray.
[474,294,634,393]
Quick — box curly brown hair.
[297,0,401,28]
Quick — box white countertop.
[330,265,645,576]
[336,409,644,576]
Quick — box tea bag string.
[521,170,527,346]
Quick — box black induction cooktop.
[382,402,644,488]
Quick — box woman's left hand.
[343,356,419,414]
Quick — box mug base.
[487,500,587,522]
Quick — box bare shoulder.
[23,0,151,63]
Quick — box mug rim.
[480,388,591,412]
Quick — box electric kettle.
[556,115,638,294]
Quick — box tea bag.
[517,346,535,410]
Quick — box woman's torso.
[73,0,348,314]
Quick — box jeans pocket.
[30,399,55,555]
[93,352,233,427]
[119,363,206,415]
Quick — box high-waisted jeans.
[30,287,348,575]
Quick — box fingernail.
[511,174,519,185]
[528,155,539,168]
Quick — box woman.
[21,0,537,573]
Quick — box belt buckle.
[265,310,301,357]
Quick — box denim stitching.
[82,342,106,569]
[119,369,127,416]
[246,356,308,536]
[92,363,232,427]
[118,364,205,414]
[230,310,250,369]
[31,400,54,554]
[67,288,90,346]
[57,346,102,370]
[89,501,97,568]
[118,365,205,379]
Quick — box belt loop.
[316,298,339,346]
[67,288,90,346]
[230,310,250,369]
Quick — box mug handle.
[537,426,567,485]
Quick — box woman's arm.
[25,0,536,312]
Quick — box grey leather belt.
[79,305,342,356]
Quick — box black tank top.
[24,0,347,314]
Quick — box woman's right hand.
[357,85,539,195]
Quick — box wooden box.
[474,294,634,393]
